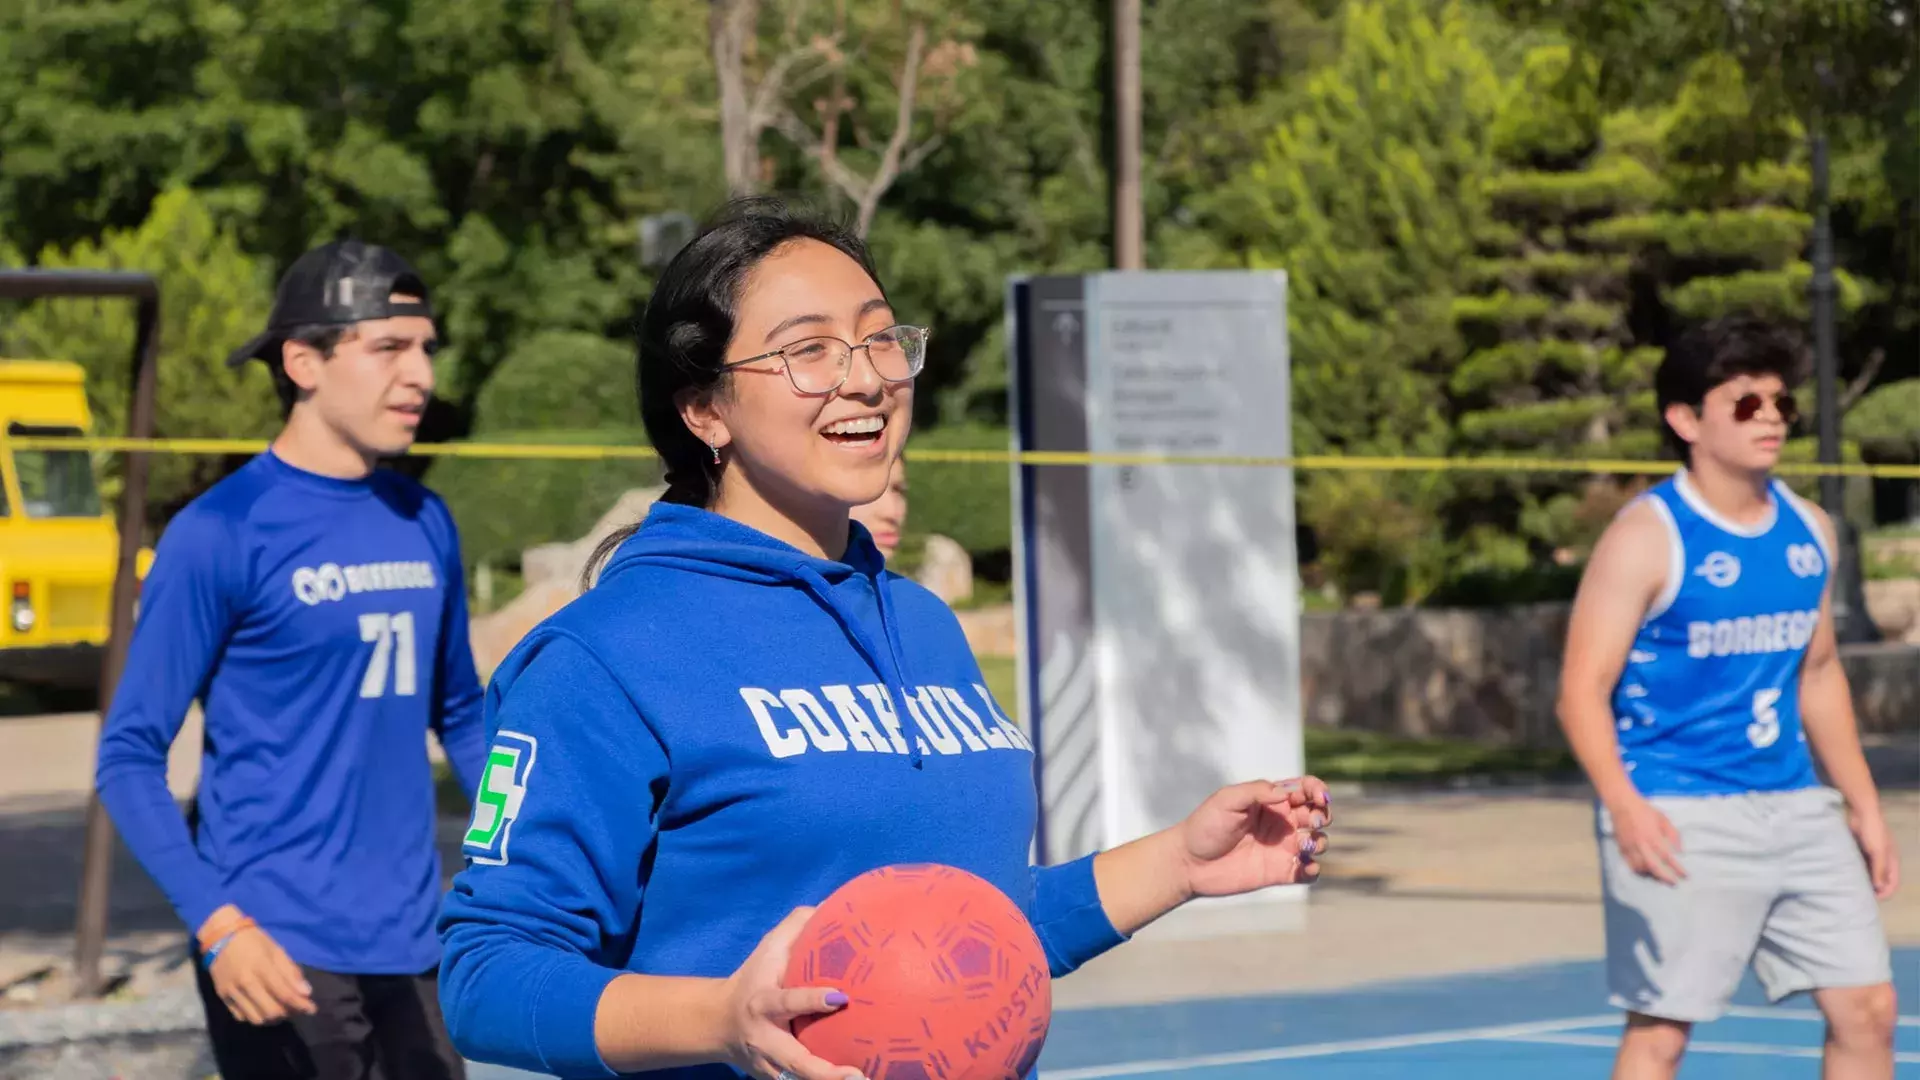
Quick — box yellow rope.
[5,434,1915,478]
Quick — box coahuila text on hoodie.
[742,681,1033,759]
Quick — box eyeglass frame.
[1730,390,1798,425]
[719,324,931,396]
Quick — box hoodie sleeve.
[1027,855,1129,977]
[437,631,666,1079]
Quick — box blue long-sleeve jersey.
[94,449,488,974]
[438,502,1127,1079]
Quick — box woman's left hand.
[1176,776,1331,898]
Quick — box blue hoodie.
[438,502,1126,1079]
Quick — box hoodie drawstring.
[792,565,924,769]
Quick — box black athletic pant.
[191,943,466,1080]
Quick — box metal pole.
[1807,133,1879,644]
[1112,0,1143,270]
[1811,133,1842,514]
[0,270,161,997]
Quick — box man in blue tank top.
[1557,316,1899,1079]
[94,240,487,1079]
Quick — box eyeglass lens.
[782,326,926,393]
[1733,392,1797,424]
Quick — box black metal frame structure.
[0,269,160,996]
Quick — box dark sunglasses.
[1732,391,1797,425]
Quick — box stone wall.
[1298,603,1919,748]
[1842,642,1920,736]
[1299,603,1571,746]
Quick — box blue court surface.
[465,947,1918,1078]
[1032,947,1920,1078]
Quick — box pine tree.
[1581,52,1873,498]
[1209,0,1503,601]
[1446,44,1664,560]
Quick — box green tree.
[1447,48,1883,562]
[1197,0,1504,601]
[1848,378,1920,465]
[1491,0,1917,390]
[1578,52,1875,508]
[867,0,1342,428]
[470,329,637,435]
[0,0,718,417]
[1446,44,1655,553]
[0,187,282,524]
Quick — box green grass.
[433,653,1573,813]
[978,655,1017,707]
[1301,727,1576,783]
[952,579,1014,611]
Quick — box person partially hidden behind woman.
[848,457,906,564]
[435,197,1332,1080]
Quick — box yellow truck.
[0,359,151,688]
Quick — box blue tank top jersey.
[1611,469,1830,797]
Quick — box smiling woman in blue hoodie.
[436,198,1332,1080]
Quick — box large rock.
[915,534,974,604]
[957,604,1017,659]
[1865,579,1920,644]
[519,542,576,589]
[1842,642,1920,735]
[468,486,664,676]
[467,580,573,679]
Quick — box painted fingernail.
[1312,813,1327,830]
[1301,837,1316,856]
[826,990,849,1007]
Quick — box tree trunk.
[711,0,762,196]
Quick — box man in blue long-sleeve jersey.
[94,239,488,1080]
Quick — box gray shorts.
[1596,785,1892,1022]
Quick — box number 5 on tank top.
[359,611,417,698]
[1748,688,1781,749]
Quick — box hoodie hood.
[598,501,924,766]
[596,500,888,590]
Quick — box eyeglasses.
[1732,391,1798,425]
[723,324,930,395]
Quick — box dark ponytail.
[580,195,881,590]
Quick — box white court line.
[1036,1015,1618,1080]
[1502,1032,1920,1064]
[1719,1005,1920,1028]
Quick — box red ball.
[784,864,1053,1080]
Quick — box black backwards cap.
[226,239,435,370]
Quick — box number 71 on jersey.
[359,611,418,698]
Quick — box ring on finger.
[777,1071,801,1080]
